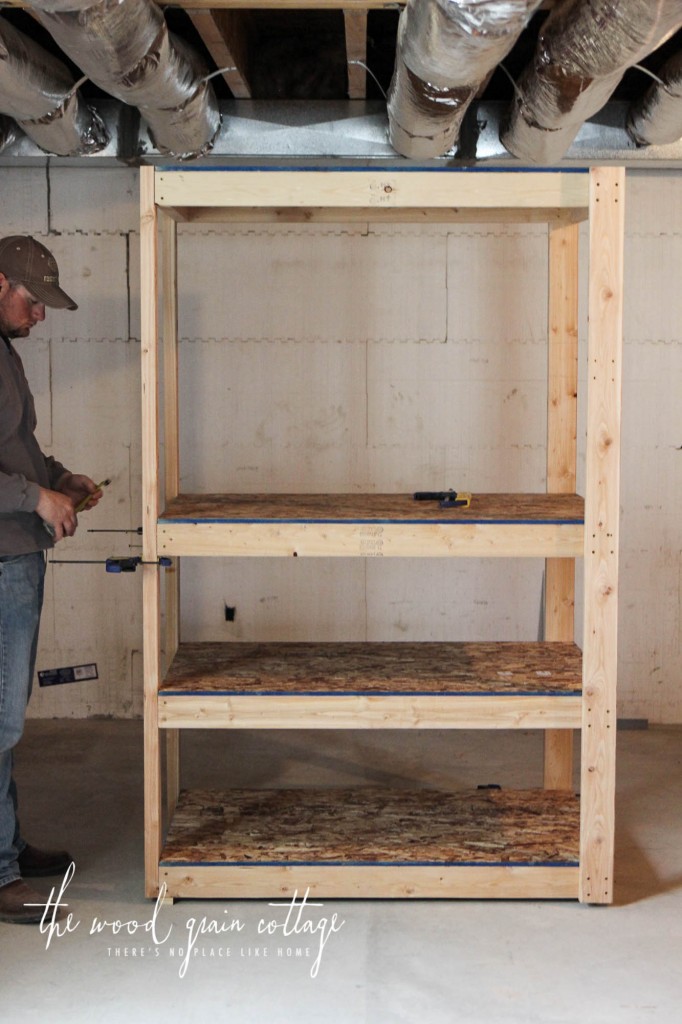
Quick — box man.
[0,235,102,924]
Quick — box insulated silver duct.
[0,114,18,155]
[25,0,220,159]
[502,0,682,165]
[387,0,543,158]
[628,50,682,146]
[0,15,108,156]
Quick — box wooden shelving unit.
[140,165,624,903]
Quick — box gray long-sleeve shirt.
[0,334,68,555]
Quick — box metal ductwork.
[387,0,543,159]
[24,0,220,160]
[628,49,682,146]
[0,15,108,157]
[502,0,682,165]
[0,114,17,154]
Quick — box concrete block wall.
[3,166,143,718]
[1,166,679,722]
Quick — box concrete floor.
[1,721,681,1023]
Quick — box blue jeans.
[0,551,45,888]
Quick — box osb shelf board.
[160,788,580,867]
[160,493,584,524]
[160,641,582,696]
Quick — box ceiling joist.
[187,8,254,98]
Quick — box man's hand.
[35,487,78,541]
[55,473,104,513]
[36,474,103,541]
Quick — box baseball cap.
[0,235,77,310]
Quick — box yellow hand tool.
[75,478,111,513]
[413,490,472,509]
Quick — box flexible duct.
[387,0,543,158]
[0,114,18,154]
[502,0,682,165]
[628,50,682,145]
[25,0,220,159]
[0,15,108,156]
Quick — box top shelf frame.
[153,169,590,224]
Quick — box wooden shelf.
[159,641,582,729]
[159,787,580,899]
[157,493,584,558]
[141,167,625,903]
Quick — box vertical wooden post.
[140,166,162,897]
[161,211,181,820]
[544,214,579,790]
[580,167,624,904]
[161,212,180,509]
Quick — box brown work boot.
[0,879,48,924]
[18,844,72,878]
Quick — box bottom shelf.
[159,788,580,899]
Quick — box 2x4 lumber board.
[154,171,589,212]
[165,731,180,824]
[160,789,580,900]
[141,167,160,548]
[546,220,579,502]
[161,214,180,505]
[544,218,580,790]
[579,167,624,905]
[140,165,163,897]
[171,207,588,225]
[344,11,367,99]
[160,214,181,820]
[160,211,180,673]
[158,524,582,557]
[159,693,581,728]
[158,521,582,558]
[161,863,579,899]
[187,9,253,99]
[158,640,582,728]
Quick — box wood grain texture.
[158,693,582,729]
[188,10,253,98]
[140,165,162,897]
[161,788,580,866]
[344,11,367,99]
[545,217,580,789]
[155,171,590,211]
[160,492,584,523]
[580,167,624,904]
[161,862,579,899]
[173,207,587,225]
[157,523,584,558]
[161,641,582,695]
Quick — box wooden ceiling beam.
[187,8,253,98]
[344,10,367,99]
